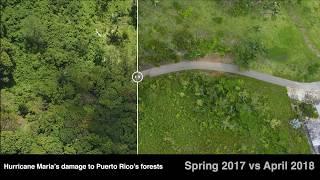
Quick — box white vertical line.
[136,83,139,154]
[136,0,139,155]
[136,0,139,73]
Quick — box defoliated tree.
[22,16,47,53]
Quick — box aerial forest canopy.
[0,0,137,154]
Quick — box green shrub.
[233,39,265,68]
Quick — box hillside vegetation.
[139,72,310,154]
[139,0,320,82]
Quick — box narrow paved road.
[142,61,320,91]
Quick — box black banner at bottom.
[0,155,319,176]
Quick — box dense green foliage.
[139,72,310,154]
[292,100,319,119]
[139,0,320,81]
[234,38,265,69]
[1,0,136,154]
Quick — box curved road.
[142,61,320,91]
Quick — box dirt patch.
[196,54,233,64]
[206,71,226,77]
